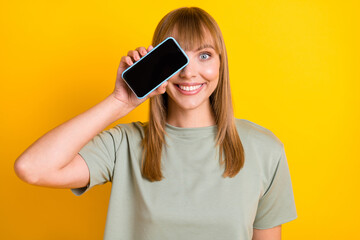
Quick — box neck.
[166,100,216,128]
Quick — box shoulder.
[235,119,286,186]
[234,118,284,154]
[109,121,147,138]
[99,122,146,148]
[114,121,146,133]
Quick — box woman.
[14,7,297,240]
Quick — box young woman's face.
[165,33,220,112]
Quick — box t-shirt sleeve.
[253,145,297,229]
[71,127,122,196]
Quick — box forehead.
[169,26,218,52]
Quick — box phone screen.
[122,37,189,99]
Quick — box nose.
[179,59,196,79]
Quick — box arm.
[253,225,281,240]
[14,94,132,188]
[14,45,167,189]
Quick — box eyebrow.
[195,44,215,51]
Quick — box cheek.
[203,68,218,80]
[168,72,180,82]
[200,61,220,81]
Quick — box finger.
[121,56,133,66]
[135,47,147,57]
[161,81,168,90]
[147,45,154,52]
[147,91,161,99]
[146,83,166,99]
[120,56,128,67]
[127,50,141,62]
[153,81,168,95]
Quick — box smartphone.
[121,37,189,99]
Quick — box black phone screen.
[122,38,189,99]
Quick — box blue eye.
[199,52,211,60]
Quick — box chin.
[174,98,210,111]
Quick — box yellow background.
[1,0,359,239]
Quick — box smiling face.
[165,30,220,114]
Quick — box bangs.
[152,7,222,53]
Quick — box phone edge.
[121,37,189,99]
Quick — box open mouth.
[176,84,204,92]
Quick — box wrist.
[106,93,135,120]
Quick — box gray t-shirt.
[72,118,297,240]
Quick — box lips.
[177,84,203,91]
[175,83,205,95]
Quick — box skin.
[253,226,281,240]
[165,40,220,128]
[13,45,166,189]
[14,31,281,239]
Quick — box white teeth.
[179,84,202,91]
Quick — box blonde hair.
[141,7,245,181]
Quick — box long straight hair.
[141,7,245,181]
